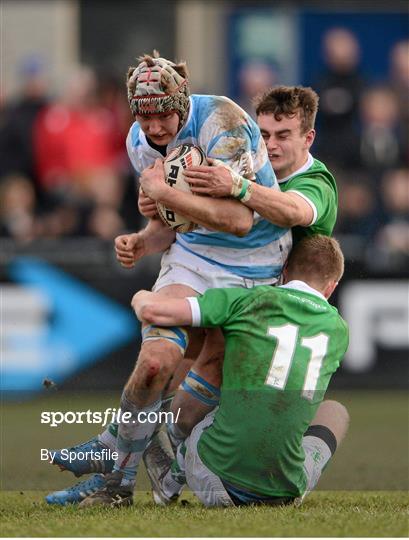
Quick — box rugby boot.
[50,436,114,477]
[143,427,182,505]
[78,471,133,508]
[45,473,106,505]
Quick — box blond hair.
[286,235,344,284]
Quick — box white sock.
[301,435,332,495]
[161,442,186,497]
[113,393,161,484]
[99,424,117,450]
[167,422,187,449]
[162,469,184,497]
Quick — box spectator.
[97,72,141,232]
[0,174,38,242]
[315,28,366,169]
[375,168,409,264]
[359,86,404,173]
[33,66,127,239]
[97,72,133,166]
[238,60,279,117]
[389,40,409,163]
[335,170,379,245]
[0,173,87,241]
[0,55,49,194]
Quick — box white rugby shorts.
[183,410,326,507]
[184,411,234,507]
[152,243,278,295]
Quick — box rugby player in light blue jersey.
[46,52,292,507]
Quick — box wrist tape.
[230,171,253,202]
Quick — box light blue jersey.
[127,95,292,280]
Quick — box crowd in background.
[0,61,141,242]
[314,30,408,270]
[1,29,408,271]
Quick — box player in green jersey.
[164,86,339,461]
[254,86,337,243]
[185,85,337,242]
[45,86,341,506]
[132,235,349,506]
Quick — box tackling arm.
[242,184,314,228]
[185,163,313,228]
[132,290,193,326]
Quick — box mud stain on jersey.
[214,100,247,132]
[210,101,256,180]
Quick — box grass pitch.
[1,490,408,537]
[1,390,408,537]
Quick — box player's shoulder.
[309,157,336,182]
[126,121,143,150]
[283,156,337,193]
[191,94,248,123]
[331,309,349,351]
[336,311,349,334]
[192,93,243,109]
[326,303,349,335]
[309,157,336,186]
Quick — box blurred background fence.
[1,0,408,393]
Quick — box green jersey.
[280,155,338,243]
[190,282,348,498]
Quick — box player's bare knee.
[141,341,180,376]
[311,399,350,446]
[125,357,160,394]
[126,341,179,389]
[319,400,350,425]
[139,355,162,380]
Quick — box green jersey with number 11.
[190,282,348,499]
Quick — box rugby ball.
[157,144,207,233]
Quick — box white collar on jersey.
[279,280,327,302]
[277,153,314,184]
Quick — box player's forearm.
[142,219,176,254]
[243,184,313,228]
[132,292,192,326]
[156,189,253,236]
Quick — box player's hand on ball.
[138,187,158,218]
[140,159,167,201]
[114,233,146,268]
[184,158,233,198]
